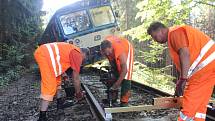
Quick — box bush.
[132,61,176,94]
[0,65,26,87]
[0,43,28,87]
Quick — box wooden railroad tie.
[105,97,215,113]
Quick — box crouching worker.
[100,36,134,107]
[34,42,88,121]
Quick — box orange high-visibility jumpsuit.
[105,36,134,103]
[168,25,215,121]
[34,42,83,101]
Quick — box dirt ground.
[0,73,93,121]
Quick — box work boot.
[37,111,47,121]
[57,98,65,110]
[57,98,74,110]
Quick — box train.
[39,0,120,65]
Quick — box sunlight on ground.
[42,0,81,28]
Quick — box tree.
[0,0,44,86]
[112,0,214,93]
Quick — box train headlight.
[94,35,101,41]
[69,41,73,44]
[75,39,80,44]
[116,27,120,31]
[111,28,116,33]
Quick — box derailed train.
[39,0,120,65]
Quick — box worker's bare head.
[100,40,113,56]
[147,22,168,44]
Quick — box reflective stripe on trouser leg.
[120,79,131,103]
[178,112,194,121]
[195,112,206,119]
[182,73,215,121]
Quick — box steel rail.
[82,83,112,121]
[81,74,215,121]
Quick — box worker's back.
[35,42,81,77]
[105,35,133,80]
[105,36,130,59]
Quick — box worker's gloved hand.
[62,75,69,81]
[106,79,115,86]
[75,91,85,102]
[175,78,187,97]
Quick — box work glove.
[62,75,69,81]
[175,78,187,97]
[105,79,116,88]
[75,91,85,102]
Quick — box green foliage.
[0,43,28,87]
[121,0,193,91]
[0,0,43,87]
[190,2,215,39]
[112,0,201,92]
[111,0,142,30]
[0,43,28,67]
[140,42,168,64]
[118,0,214,92]
[124,0,191,40]
[132,62,176,94]
[0,65,25,87]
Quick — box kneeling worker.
[100,36,134,107]
[34,42,88,121]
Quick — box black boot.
[37,111,47,121]
[57,98,64,110]
[57,98,74,110]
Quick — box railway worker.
[147,22,215,121]
[100,35,134,107]
[34,42,88,121]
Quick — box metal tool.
[99,66,118,107]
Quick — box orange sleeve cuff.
[169,29,189,53]
[69,49,83,73]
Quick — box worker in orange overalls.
[34,42,88,121]
[100,36,134,107]
[147,22,215,121]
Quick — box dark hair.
[80,48,90,56]
[147,22,167,35]
[100,40,112,50]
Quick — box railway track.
[81,74,178,121]
[79,68,215,121]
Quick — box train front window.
[90,6,115,27]
[59,10,90,35]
